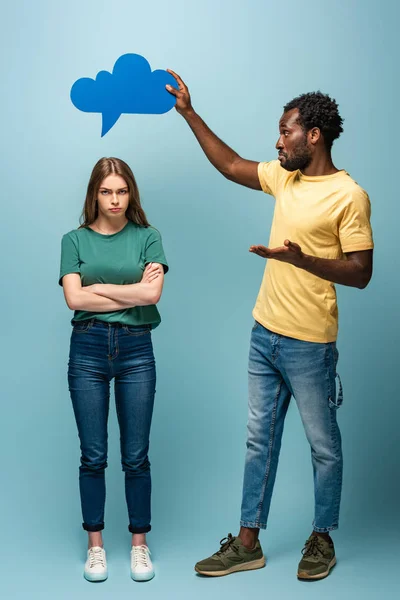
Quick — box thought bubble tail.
[101,111,121,136]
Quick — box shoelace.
[215,534,240,557]
[301,536,326,558]
[132,545,151,567]
[88,547,105,568]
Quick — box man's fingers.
[167,69,185,89]
[249,245,269,258]
[166,84,179,96]
[284,239,301,251]
[250,245,269,252]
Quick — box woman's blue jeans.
[68,319,156,534]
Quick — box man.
[166,72,373,580]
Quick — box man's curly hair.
[284,92,344,150]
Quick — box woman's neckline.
[87,220,131,238]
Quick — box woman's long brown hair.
[79,157,150,228]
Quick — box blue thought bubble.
[70,54,178,136]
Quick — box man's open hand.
[249,239,305,267]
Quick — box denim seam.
[329,342,342,526]
[129,524,151,534]
[330,406,342,527]
[325,344,332,405]
[271,333,281,364]
[327,342,342,409]
[82,522,105,532]
[313,344,342,531]
[255,378,281,526]
[72,320,94,333]
[240,520,267,529]
[107,325,119,362]
[123,326,151,337]
[312,523,338,533]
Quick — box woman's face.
[97,174,130,218]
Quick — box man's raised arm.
[166,69,261,191]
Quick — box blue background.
[1,1,398,598]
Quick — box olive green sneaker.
[297,534,336,580]
[195,533,266,577]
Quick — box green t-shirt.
[59,221,168,328]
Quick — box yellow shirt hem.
[341,242,374,253]
[252,310,337,344]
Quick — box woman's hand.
[141,262,163,284]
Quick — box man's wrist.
[299,253,314,270]
[181,107,196,121]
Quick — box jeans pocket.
[72,320,93,333]
[123,325,151,336]
[252,320,259,332]
[329,372,343,409]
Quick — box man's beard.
[280,142,312,172]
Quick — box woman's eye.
[101,190,109,195]
[119,190,127,195]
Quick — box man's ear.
[308,127,321,146]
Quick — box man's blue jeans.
[68,319,156,534]
[241,321,343,533]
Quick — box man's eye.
[284,131,289,136]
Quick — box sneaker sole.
[195,556,266,577]
[131,571,155,582]
[297,556,336,580]
[84,571,108,582]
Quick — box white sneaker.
[130,545,154,581]
[84,546,108,582]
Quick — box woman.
[59,157,168,582]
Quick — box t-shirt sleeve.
[338,188,374,253]
[257,160,285,197]
[144,228,169,273]
[59,233,81,286]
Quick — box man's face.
[276,108,312,172]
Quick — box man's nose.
[276,136,284,150]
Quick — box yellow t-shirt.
[253,160,374,343]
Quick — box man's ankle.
[238,526,259,549]
[312,530,332,542]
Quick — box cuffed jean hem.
[240,520,266,530]
[129,524,151,534]
[82,522,104,532]
[312,523,339,533]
